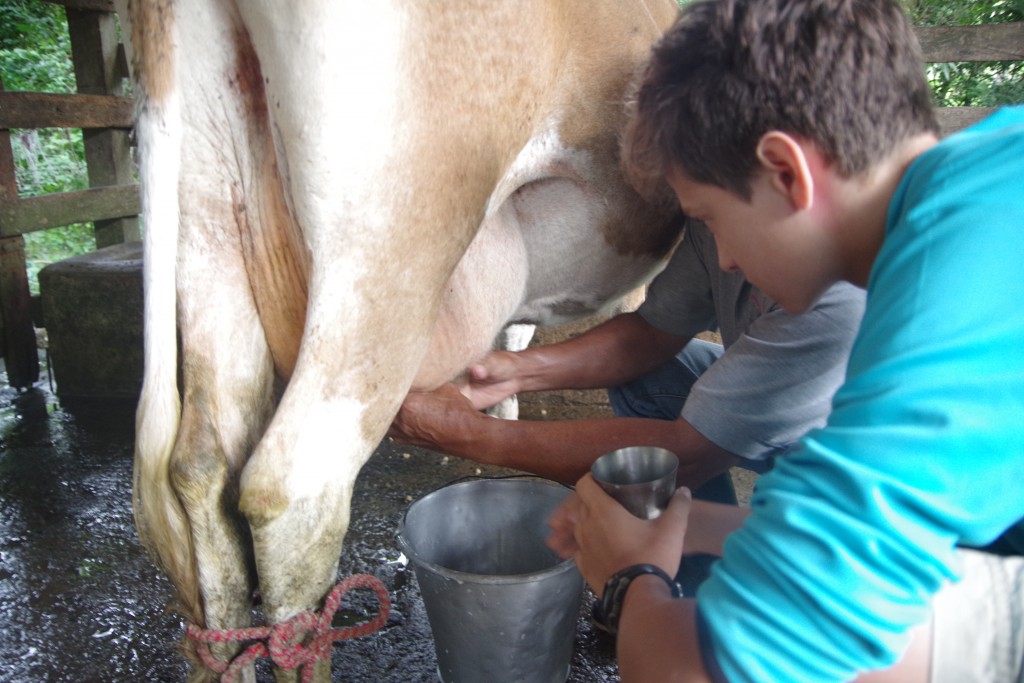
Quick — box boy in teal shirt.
[548,0,1024,681]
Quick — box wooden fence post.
[0,75,40,390]
[66,5,139,248]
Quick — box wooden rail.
[0,184,140,238]
[0,11,1022,389]
[916,23,1024,62]
[0,91,133,130]
[918,22,1024,135]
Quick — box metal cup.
[591,446,679,519]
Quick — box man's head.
[624,0,939,200]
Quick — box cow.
[117,1,682,680]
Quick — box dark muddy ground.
[0,365,622,682]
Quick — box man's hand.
[388,383,482,451]
[458,350,525,410]
[548,474,691,596]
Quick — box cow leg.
[135,162,275,682]
[236,199,534,682]
[172,230,276,682]
[232,3,663,679]
[164,151,282,680]
[237,231,456,682]
[138,1,286,677]
[238,322,408,683]
[225,6,435,678]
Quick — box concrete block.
[39,241,143,400]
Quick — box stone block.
[39,241,143,400]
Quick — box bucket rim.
[396,476,580,584]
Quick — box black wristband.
[592,563,682,635]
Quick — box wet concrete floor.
[0,369,621,682]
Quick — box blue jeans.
[608,338,734,594]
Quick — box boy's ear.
[755,131,814,210]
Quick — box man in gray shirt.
[393,216,863,479]
[390,217,865,587]
[628,220,863,477]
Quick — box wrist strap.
[593,563,682,635]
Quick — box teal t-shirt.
[698,106,1024,682]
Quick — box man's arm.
[391,309,742,484]
[456,311,691,410]
[391,385,740,486]
[508,311,690,392]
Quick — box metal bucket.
[397,477,584,683]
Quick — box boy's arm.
[616,578,931,683]
[618,585,713,683]
[683,501,751,556]
[550,477,714,682]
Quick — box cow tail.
[125,0,202,622]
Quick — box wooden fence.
[917,22,1024,134]
[1,0,135,389]
[0,5,1022,390]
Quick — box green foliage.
[904,0,1024,25]
[0,0,68,53]
[9,128,87,197]
[0,0,93,293]
[0,0,85,198]
[12,126,91,294]
[904,0,1024,108]
[24,224,96,293]
[0,43,75,94]
[926,61,1024,107]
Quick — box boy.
[548,0,1024,681]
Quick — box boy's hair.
[623,0,939,199]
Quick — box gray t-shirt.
[638,220,866,463]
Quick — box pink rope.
[185,574,391,683]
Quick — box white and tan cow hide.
[118,0,682,680]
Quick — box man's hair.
[623,0,939,199]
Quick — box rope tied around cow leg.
[185,574,391,683]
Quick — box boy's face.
[666,168,836,314]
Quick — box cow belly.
[510,174,662,325]
[414,145,675,391]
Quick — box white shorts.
[931,549,1024,683]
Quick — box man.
[390,216,864,502]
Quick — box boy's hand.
[548,474,692,596]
